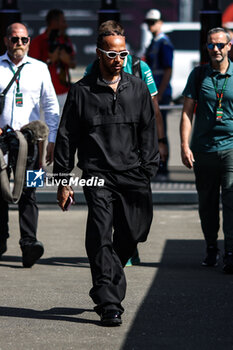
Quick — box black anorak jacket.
[54,69,159,178]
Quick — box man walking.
[145,9,173,179]
[54,25,159,325]
[0,23,59,267]
[180,27,233,273]
[84,20,167,266]
[29,9,76,112]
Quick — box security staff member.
[54,24,159,326]
[0,23,59,267]
[181,27,233,273]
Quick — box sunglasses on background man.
[9,37,30,45]
[207,42,229,50]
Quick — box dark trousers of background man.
[82,168,153,315]
[0,148,39,247]
[0,187,38,245]
[158,94,171,175]
[194,149,233,253]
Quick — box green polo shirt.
[123,55,157,96]
[183,60,233,152]
[84,54,158,96]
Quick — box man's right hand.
[159,143,168,162]
[57,184,74,211]
[181,145,195,169]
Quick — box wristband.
[158,137,167,144]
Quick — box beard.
[210,50,227,64]
[101,58,122,77]
[9,47,28,61]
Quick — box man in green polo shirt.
[180,27,233,273]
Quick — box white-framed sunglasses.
[98,48,129,59]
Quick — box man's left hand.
[46,142,55,165]
[57,184,74,211]
[59,49,76,68]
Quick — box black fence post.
[98,0,120,27]
[200,0,222,64]
[0,0,21,55]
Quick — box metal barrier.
[159,104,183,110]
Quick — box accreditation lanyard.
[9,64,23,107]
[211,75,229,122]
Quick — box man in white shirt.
[0,22,59,267]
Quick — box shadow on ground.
[121,239,233,350]
[0,306,98,325]
[0,256,89,268]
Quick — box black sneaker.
[21,240,44,268]
[100,310,122,327]
[223,252,233,274]
[202,246,219,267]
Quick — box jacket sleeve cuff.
[48,132,56,143]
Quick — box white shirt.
[0,53,59,142]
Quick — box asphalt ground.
[1,204,232,350]
[1,69,226,349]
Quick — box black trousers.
[82,168,153,315]
[0,146,39,245]
[194,149,233,252]
[0,186,38,244]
